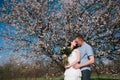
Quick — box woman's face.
[71,40,77,47]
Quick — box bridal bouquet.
[59,46,71,65]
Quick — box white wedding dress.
[64,50,82,80]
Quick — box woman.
[63,40,82,80]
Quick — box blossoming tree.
[0,0,120,77]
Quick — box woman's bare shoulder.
[74,49,80,53]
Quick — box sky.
[0,0,28,65]
[0,22,9,64]
[0,22,34,65]
[0,22,17,64]
[0,0,4,7]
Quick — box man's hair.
[75,34,84,41]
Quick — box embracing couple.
[63,34,94,80]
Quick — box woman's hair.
[73,44,79,50]
[67,41,71,46]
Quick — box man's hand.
[73,64,81,69]
[73,56,94,69]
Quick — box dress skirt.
[64,67,81,80]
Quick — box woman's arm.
[65,49,80,68]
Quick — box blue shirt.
[78,42,94,71]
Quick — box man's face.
[75,38,82,46]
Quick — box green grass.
[14,76,120,80]
[91,76,120,80]
[14,77,63,80]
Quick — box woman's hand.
[64,65,71,69]
[62,54,67,59]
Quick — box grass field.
[14,76,120,80]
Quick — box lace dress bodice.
[68,50,77,65]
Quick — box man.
[74,34,94,80]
